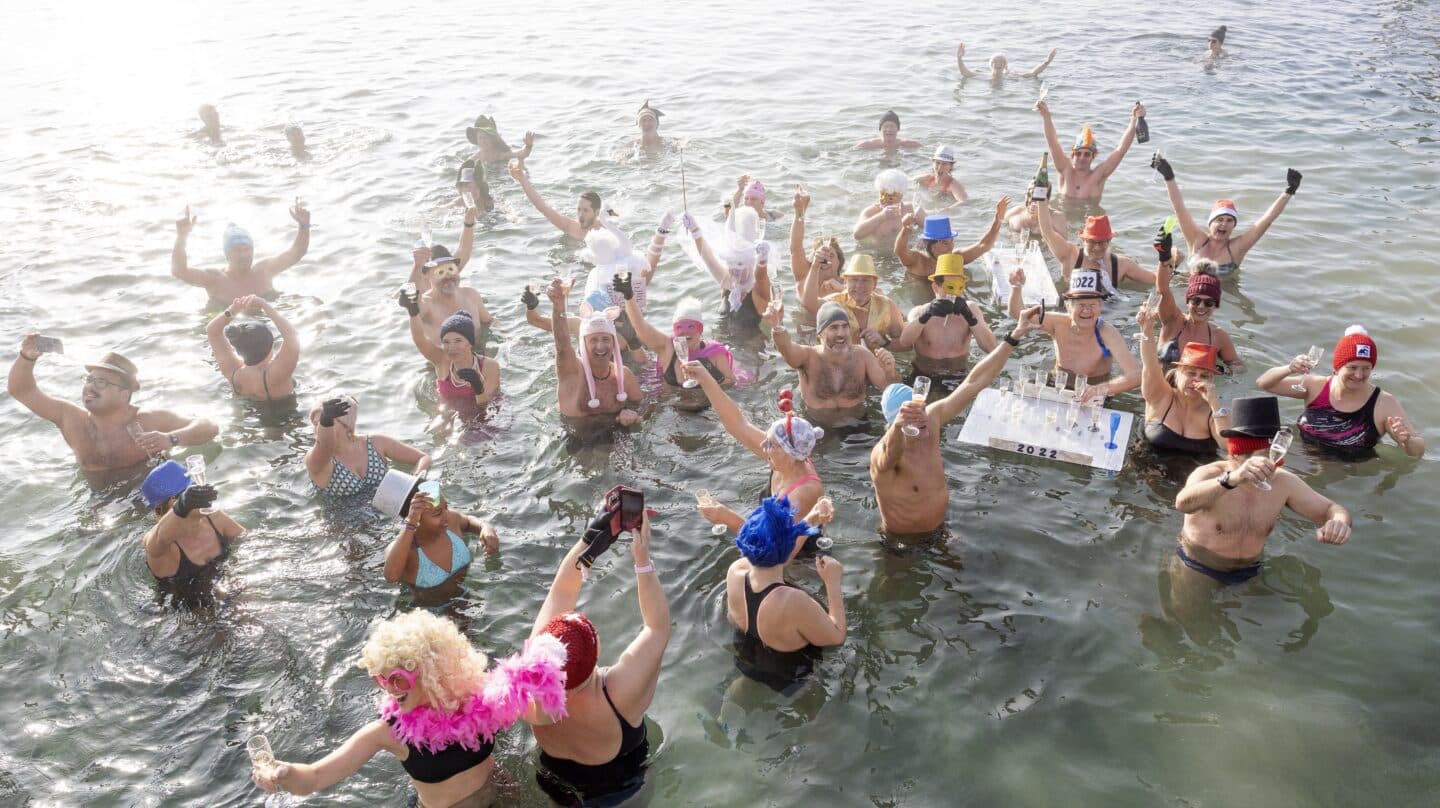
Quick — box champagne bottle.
[1135,102,1150,144]
[1031,153,1050,200]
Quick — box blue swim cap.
[584,289,612,313]
[142,460,191,508]
[223,224,253,258]
[734,496,818,568]
[882,383,912,424]
[921,215,954,242]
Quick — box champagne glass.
[673,337,698,388]
[1053,370,1070,399]
[1148,147,1166,185]
[1073,373,1088,400]
[1255,429,1293,491]
[1292,345,1323,392]
[695,490,728,535]
[247,735,294,806]
[462,190,476,210]
[418,227,433,249]
[902,376,931,437]
[127,421,160,461]
[185,455,217,514]
[813,536,834,557]
[1044,409,1059,431]
[1032,366,1047,398]
[1143,289,1159,312]
[1066,400,1080,431]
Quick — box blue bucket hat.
[142,460,191,508]
[882,383,912,424]
[921,215,954,242]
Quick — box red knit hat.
[542,611,598,690]
[1186,273,1221,302]
[1333,325,1377,370]
[1079,215,1114,242]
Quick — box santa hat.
[578,313,627,409]
[1333,325,1377,370]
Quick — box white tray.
[955,388,1133,472]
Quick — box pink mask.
[672,320,703,337]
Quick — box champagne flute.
[418,227,433,249]
[127,421,160,461]
[1073,373,1088,401]
[1053,370,1070,399]
[1148,147,1166,185]
[1066,399,1080,431]
[902,376,931,437]
[673,337,698,388]
[1254,429,1293,491]
[695,490,728,535]
[1087,401,1102,432]
[1292,345,1323,392]
[247,735,294,806]
[185,455,217,514]
[461,190,476,210]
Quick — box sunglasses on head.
[372,667,417,692]
[1188,297,1219,308]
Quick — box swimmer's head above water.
[359,610,491,707]
[988,53,1008,78]
[878,110,901,142]
[1207,199,1239,239]
[636,100,663,134]
[440,311,477,360]
[223,224,254,271]
[541,611,599,690]
[82,351,139,413]
[1071,124,1098,168]
[671,297,705,344]
[815,300,853,349]
[736,496,819,568]
[578,313,627,409]
[875,169,910,203]
[577,191,603,230]
[224,321,275,366]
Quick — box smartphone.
[34,336,63,355]
[604,484,645,533]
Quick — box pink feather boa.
[380,635,569,754]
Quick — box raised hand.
[398,287,420,317]
[176,205,197,238]
[1034,99,1051,116]
[1136,303,1158,332]
[173,485,217,518]
[289,200,310,226]
[755,241,771,264]
[994,195,1012,220]
[918,297,953,324]
[762,299,785,329]
[955,298,978,326]
[682,211,702,241]
[612,272,634,300]
[875,348,897,374]
[319,397,350,427]
[794,185,810,216]
[1151,154,1175,182]
[1153,225,1174,265]
[1234,455,1277,488]
[1285,168,1303,195]
[657,209,676,232]
[736,174,750,193]
[546,277,568,306]
[1008,266,1026,287]
[507,160,525,181]
[463,202,478,226]
[1132,101,1147,120]
[1014,304,1044,336]
[521,285,540,310]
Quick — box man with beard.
[801,255,904,350]
[1033,100,1144,203]
[766,300,899,414]
[1036,207,1155,295]
[891,254,996,378]
[171,201,311,302]
[872,304,1043,536]
[894,198,1008,280]
[405,205,494,347]
[8,338,218,484]
[1007,267,1140,403]
[913,144,968,206]
[510,161,606,241]
[546,279,643,424]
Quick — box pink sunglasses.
[371,667,417,692]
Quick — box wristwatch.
[1003,334,1020,347]
[1217,471,1237,490]
[168,433,180,447]
[1215,407,1231,417]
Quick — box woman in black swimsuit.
[724,497,846,693]
[204,295,299,401]
[254,610,568,806]
[527,514,670,804]
[1136,306,1231,454]
[141,461,246,601]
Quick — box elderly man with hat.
[766,298,899,416]
[1152,230,1244,373]
[1007,266,1140,403]
[895,197,1009,280]
[545,278,643,424]
[1136,305,1231,454]
[8,338,218,483]
[856,109,922,153]
[171,200,311,303]
[403,207,495,348]
[892,254,997,378]
[853,168,921,244]
[800,255,905,351]
[1036,205,1155,294]
[1172,396,1352,591]
[873,304,1044,537]
[1033,99,1144,202]
[465,114,533,164]
[1153,155,1301,276]
[913,144,969,206]
[1258,326,1423,458]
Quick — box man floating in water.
[171,201,311,303]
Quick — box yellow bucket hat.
[928,253,969,292]
[840,254,879,278]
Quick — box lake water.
[1,1,1437,805]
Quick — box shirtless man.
[8,339,218,486]
[892,254,996,377]
[872,304,1043,536]
[171,202,311,303]
[631,100,664,151]
[800,255,905,350]
[406,206,493,346]
[510,161,605,241]
[853,169,920,244]
[1008,268,1139,402]
[1034,100,1143,203]
[546,279,642,424]
[894,197,1008,280]
[1171,395,1350,594]
[955,42,1056,81]
[1037,207,1155,294]
[466,115,533,165]
[914,144,968,206]
[767,301,899,415]
[856,110,922,153]
[1005,194,1067,241]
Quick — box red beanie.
[1332,325,1377,370]
[1186,272,1221,302]
[542,611,598,690]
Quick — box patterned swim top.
[320,439,387,499]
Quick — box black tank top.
[536,675,650,798]
[1142,399,1216,455]
[388,716,494,784]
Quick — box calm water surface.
[1,1,1437,806]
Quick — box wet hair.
[811,236,845,270]
[223,321,274,365]
[579,191,602,213]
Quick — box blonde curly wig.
[358,611,490,713]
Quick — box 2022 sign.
[1014,442,1060,459]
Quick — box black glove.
[612,272,634,301]
[398,288,420,317]
[918,297,954,324]
[521,286,539,311]
[455,367,483,391]
[1150,154,1175,182]
[1285,168,1302,195]
[173,485,217,518]
[319,397,350,427]
[578,509,618,568]
[955,298,977,327]
[1153,226,1174,264]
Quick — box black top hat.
[1220,395,1283,438]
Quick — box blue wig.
[734,496,820,568]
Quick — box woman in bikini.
[383,480,499,609]
[304,396,431,501]
[1153,156,1301,275]
[140,461,246,605]
[205,295,299,402]
[1135,306,1232,455]
[1154,251,1244,373]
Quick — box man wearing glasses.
[8,337,218,484]
[1006,270,1139,404]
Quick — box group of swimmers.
[5,25,1426,806]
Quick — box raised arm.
[1256,356,1318,400]
[686,360,767,458]
[1229,173,1299,261]
[453,205,478,270]
[894,214,920,266]
[789,188,810,284]
[530,537,588,636]
[205,305,244,380]
[957,197,1010,262]
[954,42,979,78]
[1035,101,1074,176]
[1094,104,1142,178]
[1016,47,1058,78]
[382,520,420,584]
[798,249,824,315]
[621,295,668,353]
[399,289,446,365]
[1157,159,1206,249]
[170,207,213,288]
[509,161,586,240]
[606,517,670,715]
[1005,266,1026,320]
[1036,202,1077,273]
[1135,305,1169,405]
[764,303,812,369]
[644,210,674,280]
[931,306,1039,423]
[1154,246,1184,332]
[304,399,345,482]
[256,298,301,381]
[256,202,311,277]
[1099,325,1141,397]
[683,212,730,286]
[547,279,581,377]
